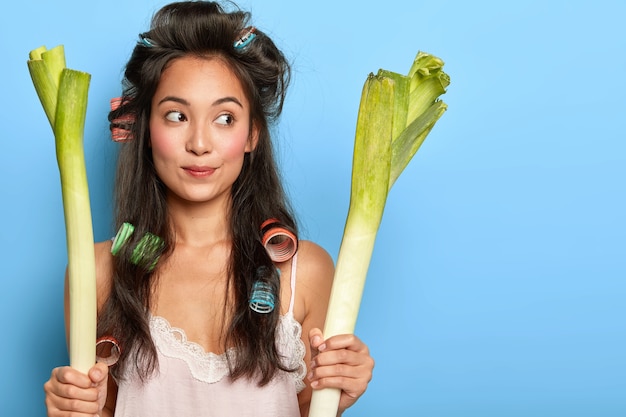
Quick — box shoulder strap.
[287,252,298,314]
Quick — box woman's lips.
[183,165,215,177]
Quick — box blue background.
[1,0,625,415]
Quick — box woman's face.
[149,55,257,206]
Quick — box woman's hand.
[44,362,109,417]
[307,328,374,413]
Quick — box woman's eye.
[165,111,186,122]
[215,114,234,126]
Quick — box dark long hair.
[98,1,297,385]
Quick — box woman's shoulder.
[294,240,335,279]
[94,240,114,271]
[94,240,114,310]
[290,240,335,309]
[283,240,335,327]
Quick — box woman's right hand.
[44,362,109,417]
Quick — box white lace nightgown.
[114,255,307,417]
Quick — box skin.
[44,56,374,417]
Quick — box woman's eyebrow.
[157,95,189,106]
[213,96,243,108]
[157,95,243,108]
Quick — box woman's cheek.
[150,124,179,156]
[219,132,251,160]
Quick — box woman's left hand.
[307,328,375,413]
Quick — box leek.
[28,46,96,374]
[308,51,449,416]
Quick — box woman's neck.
[165,193,231,248]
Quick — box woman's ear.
[246,122,260,152]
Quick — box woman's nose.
[186,123,212,155]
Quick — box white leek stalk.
[28,46,96,374]
[308,52,449,416]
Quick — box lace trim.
[276,313,307,393]
[151,314,307,393]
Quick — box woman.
[44,2,374,416]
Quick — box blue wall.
[2,1,625,415]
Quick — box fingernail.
[307,371,313,380]
[318,343,326,352]
[311,336,321,346]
